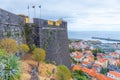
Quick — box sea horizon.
[68,31,120,43]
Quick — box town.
[70,39,120,80]
[1,0,120,80]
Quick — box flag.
[39,5,41,8]
[32,6,35,8]
[27,5,29,9]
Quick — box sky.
[1,0,120,31]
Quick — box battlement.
[33,18,67,29]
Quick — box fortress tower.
[33,18,71,68]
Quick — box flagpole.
[34,7,36,18]
[27,5,30,18]
[33,6,36,18]
[38,5,42,47]
[39,5,41,19]
[39,5,41,26]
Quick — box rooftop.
[108,71,120,78]
[72,65,82,71]
[96,73,113,80]
[72,65,113,80]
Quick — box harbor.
[92,37,120,42]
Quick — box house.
[72,65,82,71]
[81,61,94,68]
[80,41,90,50]
[116,61,120,67]
[95,73,113,80]
[83,56,94,62]
[109,52,120,59]
[74,55,83,62]
[107,65,120,73]
[92,63,102,73]
[82,67,97,78]
[71,51,84,62]
[72,65,113,80]
[70,51,82,57]
[84,50,93,55]
[107,71,120,80]
[109,59,120,66]
[95,58,109,68]
[82,61,90,67]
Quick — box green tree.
[92,48,103,57]
[77,48,82,52]
[97,48,102,53]
[73,70,89,80]
[33,48,46,69]
[57,65,71,80]
[69,48,75,53]
[94,57,97,60]
[101,68,107,74]
[0,49,21,80]
[0,38,18,54]
[92,49,97,57]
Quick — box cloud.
[1,0,120,31]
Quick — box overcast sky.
[1,0,120,31]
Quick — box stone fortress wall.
[0,8,25,44]
[0,8,71,68]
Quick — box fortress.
[34,18,71,68]
[0,8,71,68]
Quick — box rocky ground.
[20,53,57,80]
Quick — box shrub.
[19,44,30,53]
[0,38,18,54]
[33,48,46,69]
[0,50,21,80]
[57,65,71,80]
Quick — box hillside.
[20,53,58,80]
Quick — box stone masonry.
[33,18,71,69]
[0,8,25,44]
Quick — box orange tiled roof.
[72,65,82,71]
[82,67,90,73]
[72,66,113,80]
[116,61,120,65]
[109,71,120,78]
[74,51,82,55]
[82,68,97,77]
[95,74,113,80]
[82,61,89,65]
[89,57,94,62]
[75,55,82,59]
[98,58,108,63]
[93,63,101,67]
[89,68,97,77]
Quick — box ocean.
[68,31,120,43]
